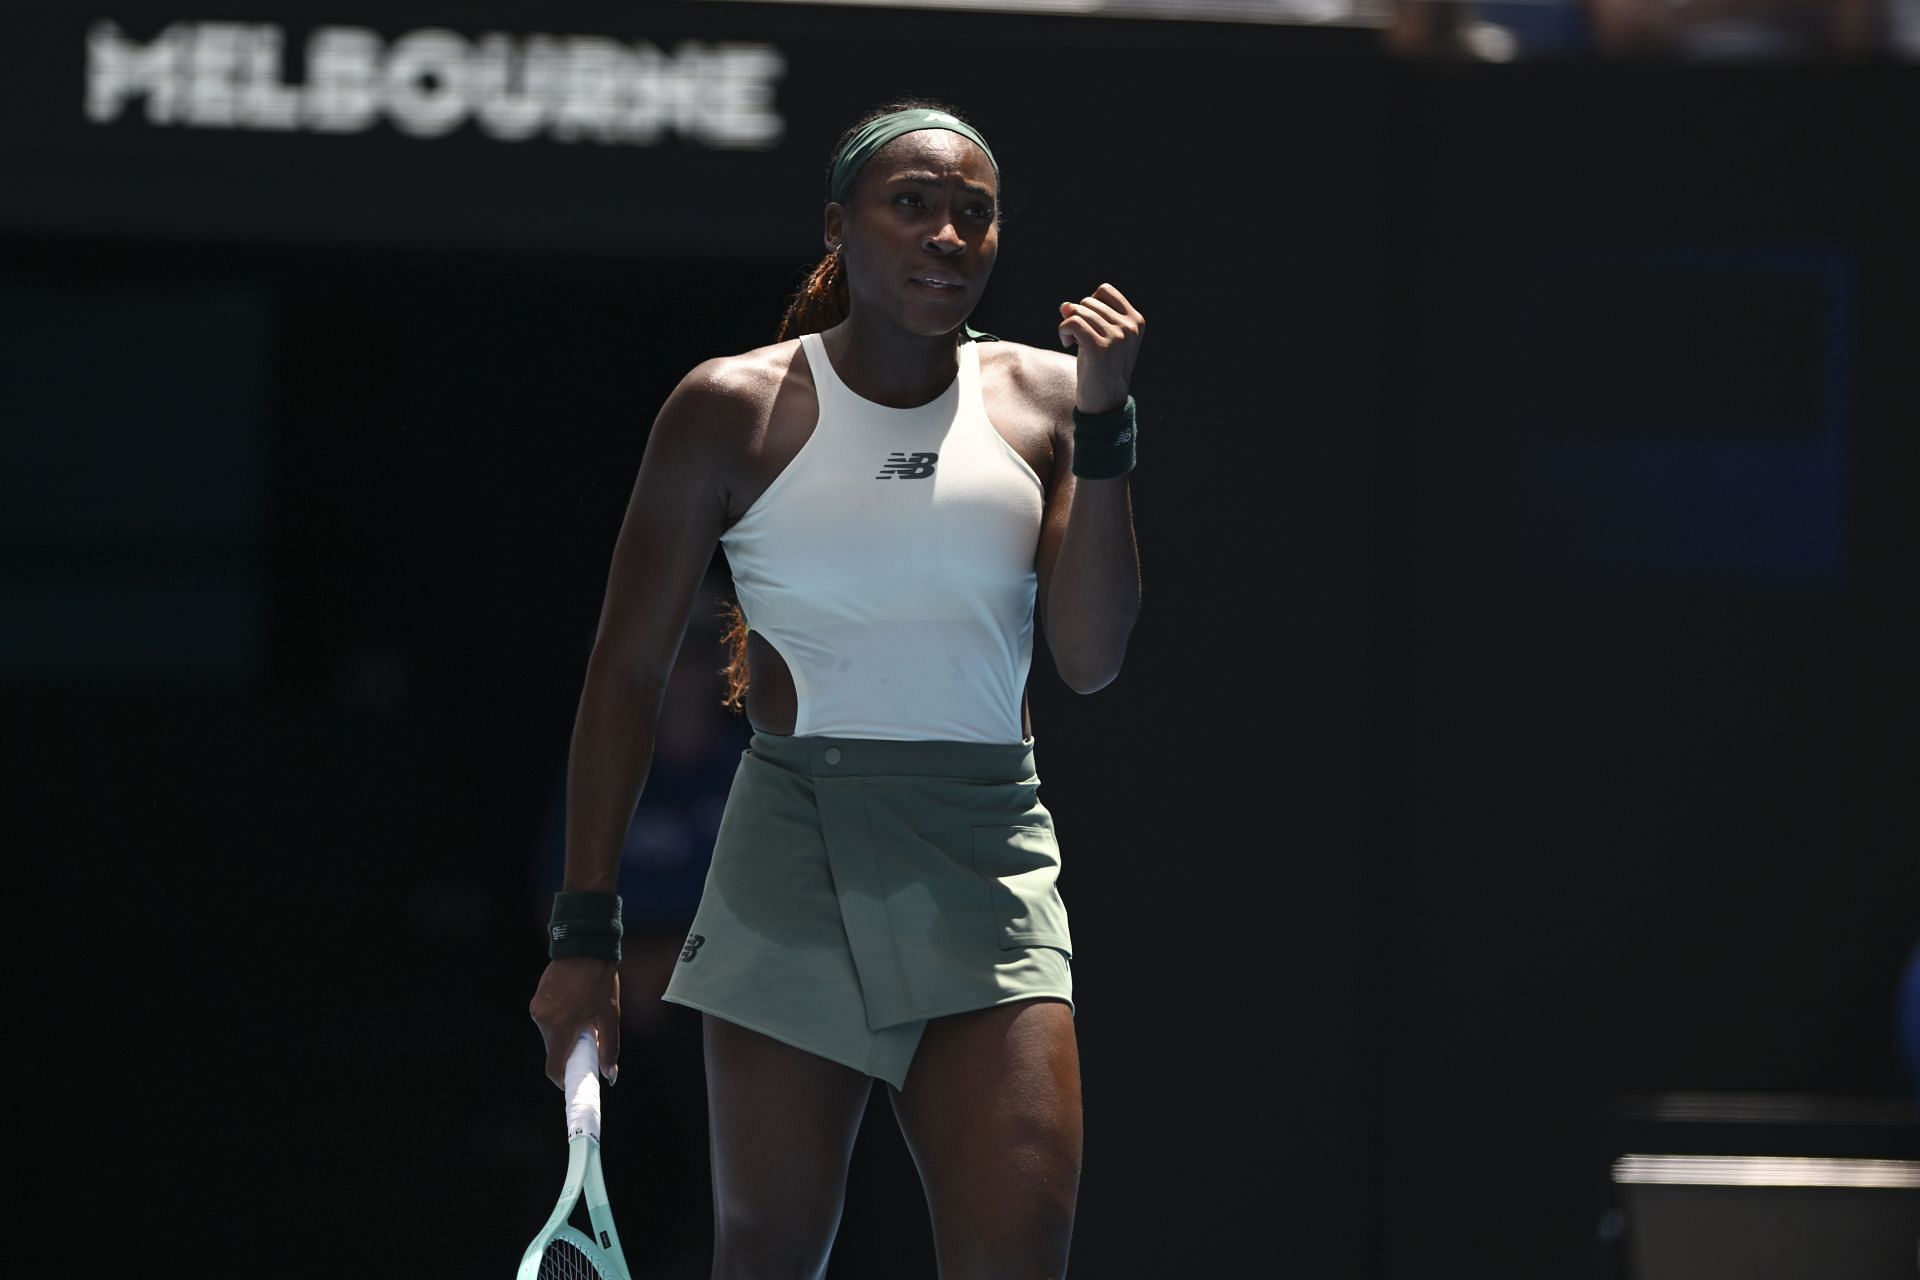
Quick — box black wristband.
[548,890,623,963]
[1071,395,1137,480]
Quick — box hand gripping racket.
[515,1033,635,1280]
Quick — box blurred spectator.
[1892,0,1920,53]
[1582,0,1880,58]
[1383,0,1885,58]
[530,575,748,1277]
[1384,0,1595,59]
[534,575,750,1042]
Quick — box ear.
[824,202,846,252]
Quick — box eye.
[893,191,926,208]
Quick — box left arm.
[1036,282,1146,694]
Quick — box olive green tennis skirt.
[660,731,1074,1090]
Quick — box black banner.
[0,1,1367,254]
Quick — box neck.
[823,312,963,408]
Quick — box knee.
[939,1219,1075,1280]
[936,1168,1077,1280]
[1022,1171,1079,1263]
[1006,1119,1083,1245]
[711,1202,841,1280]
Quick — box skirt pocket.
[970,823,1073,955]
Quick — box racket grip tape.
[564,1032,602,1142]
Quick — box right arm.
[527,359,741,1087]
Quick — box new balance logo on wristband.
[551,924,568,941]
[876,451,937,480]
[679,933,707,963]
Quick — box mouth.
[909,275,966,294]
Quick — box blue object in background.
[536,732,746,931]
[1505,244,1854,592]
[536,627,751,932]
[1473,0,1597,56]
[1899,941,1920,1109]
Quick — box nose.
[924,217,965,255]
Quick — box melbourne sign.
[84,19,787,148]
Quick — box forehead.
[864,129,997,189]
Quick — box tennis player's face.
[833,130,999,335]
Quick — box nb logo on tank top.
[875,451,938,480]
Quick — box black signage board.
[0,0,1370,257]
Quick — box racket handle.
[564,1031,602,1142]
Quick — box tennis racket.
[515,1032,636,1280]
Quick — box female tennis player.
[528,96,1144,1279]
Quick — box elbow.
[1052,643,1129,695]
[1064,669,1120,696]
[1042,595,1139,694]
[580,650,671,717]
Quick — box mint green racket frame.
[515,1034,635,1280]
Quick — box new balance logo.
[876,451,937,480]
[680,933,707,963]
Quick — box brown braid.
[719,96,985,715]
[774,248,850,343]
[717,594,751,713]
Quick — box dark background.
[6,2,1917,1276]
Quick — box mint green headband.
[828,108,998,205]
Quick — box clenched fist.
[1057,282,1145,416]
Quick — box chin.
[897,311,972,340]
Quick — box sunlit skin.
[820,130,1002,406]
[529,120,1146,1280]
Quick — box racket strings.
[537,1237,605,1280]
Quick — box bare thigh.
[888,997,1083,1280]
[703,1013,874,1280]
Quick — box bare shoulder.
[977,339,1077,428]
[655,338,806,442]
[648,337,819,520]
[983,337,1075,418]
[972,339,1073,484]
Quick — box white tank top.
[719,330,1045,744]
